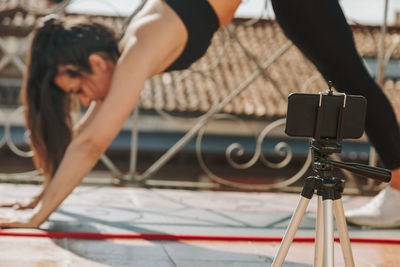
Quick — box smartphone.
[285,93,367,139]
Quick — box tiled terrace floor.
[0,183,400,266]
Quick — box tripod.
[271,139,391,267]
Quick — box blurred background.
[0,0,398,194]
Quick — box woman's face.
[54,54,115,106]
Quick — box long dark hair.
[21,16,120,178]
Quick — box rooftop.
[0,12,399,120]
[0,183,400,266]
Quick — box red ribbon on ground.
[0,230,399,244]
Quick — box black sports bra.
[163,0,220,71]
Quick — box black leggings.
[271,0,400,170]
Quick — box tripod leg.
[271,196,311,267]
[314,195,324,267]
[334,199,355,267]
[323,199,335,267]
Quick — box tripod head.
[310,139,391,183]
[285,82,391,184]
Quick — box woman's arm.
[0,4,187,228]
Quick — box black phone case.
[285,93,367,139]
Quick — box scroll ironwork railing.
[0,0,393,193]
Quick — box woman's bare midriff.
[207,0,242,27]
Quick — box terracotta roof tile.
[0,0,69,15]
[1,10,400,120]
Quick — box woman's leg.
[272,0,400,227]
[272,0,400,170]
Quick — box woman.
[0,0,242,228]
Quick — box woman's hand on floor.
[0,211,38,228]
[0,211,39,228]
[0,197,39,210]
